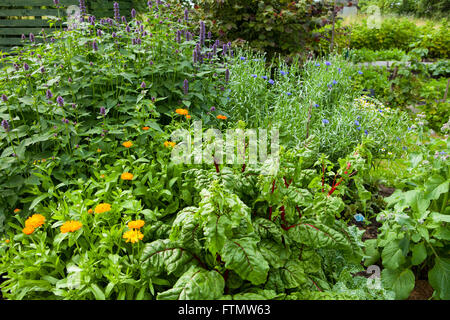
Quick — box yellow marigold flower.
[142,126,150,130]
[128,220,145,229]
[25,214,45,229]
[217,115,227,120]
[186,115,191,119]
[60,220,83,233]
[88,209,93,214]
[97,149,101,153]
[14,208,21,213]
[123,229,144,243]
[164,141,176,148]
[94,203,111,214]
[22,226,35,235]
[122,141,133,148]
[121,172,134,180]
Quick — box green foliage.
[365,136,450,300]
[191,0,336,60]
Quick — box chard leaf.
[221,237,269,285]
[157,266,224,300]
[140,239,199,277]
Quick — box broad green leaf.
[280,260,306,289]
[381,268,415,300]
[140,239,199,277]
[221,237,269,285]
[411,243,427,266]
[428,258,450,300]
[157,266,224,300]
[90,284,106,300]
[363,239,380,267]
[381,240,406,269]
[204,215,232,256]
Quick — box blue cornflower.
[315,63,320,67]
[332,80,337,85]
[358,70,363,75]
[240,57,246,61]
[325,61,331,66]
[356,126,361,131]
[251,74,257,78]
[354,120,360,126]
[322,119,329,124]
[364,129,369,135]
[314,104,319,108]
[268,79,274,84]
[338,68,341,73]
[262,76,267,80]
[280,70,288,76]
[286,92,292,96]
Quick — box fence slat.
[0,28,52,36]
[0,19,52,27]
[0,9,66,17]
[0,0,79,6]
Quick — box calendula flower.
[88,209,93,214]
[100,174,105,178]
[14,208,21,213]
[164,141,176,148]
[122,141,133,148]
[217,115,227,120]
[94,203,111,214]
[97,148,101,152]
[60,220,82,233]
[25,214,45,229]
[121,172,134,180]
[175,108,189,116]
[5,239,10,244]
[128,219,145,229]
[186,115,191,119]
[123,229,144,243]
[22,226,35,235]
[142,126,150,130]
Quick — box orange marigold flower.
[142,126,150,130]
[123,229,144,243]
[175,108,189,116]
[94,203,111,214]
[22,226,35,235]
[97,148,102,153]
[122,141,133,148]
[217,115,227,120]
[164,141,176,148]
[14,208,21,213]
[25,214,45,229]
[60,220,83,233]
[128,220,145,229]
[5,239,10,243]
[88,209,93,214]
[100,174,105,178]
[121,172,134,180]
[186,115,191,119]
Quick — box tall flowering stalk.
[225,68,230,83]
[199,21,205,46]
[79,0,86,16]
[113,2,120,21]
[183,79,189,95]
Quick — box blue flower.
[322,119,329,124]
[357,116,361,120]
[358,70,363,75]
[356,126,361,131]
[325,61,331,66]
[280,70,288,76]
[396,137,401,141]
[403,146,408,150]
[286,92,292,96]
[240,57,246,60]
[315,63,320,67]
[338,68,341,73]
[314,104,319,108]
[332,80,337,85]
[354,120,360,126]
[364,129,369,135]
[262,76,267,80]
[251,74,257,78]
[268,79,274,84]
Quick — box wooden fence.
[0,0,133,52]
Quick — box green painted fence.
[0,0,133,52]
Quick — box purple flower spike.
[21,34,26,40]
[56,96,64,107]
[114,2,120,21]
[184,8,189,21]
[100,106,106,115]
[131,8,137,19]
[210,106,216,112]
[79,0,86,15]
[225,68,230,83]
[46,89,53,99]
[183,79,189,95]
[141,81,146,89]
[1,119,10,132]
[121,16,127,24]
[24,63,29,71]
[97,29,102,37]
[92,40,98,51]
[1,94,7,102]
[29,33,35,42]
[53,0,60,5]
